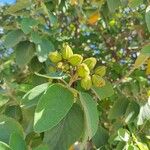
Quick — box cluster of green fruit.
[48,44,106,90]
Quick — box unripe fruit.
[83,57,97,70]
[77,63,90,78]
[63,64,70,71]
[49,51,62,63]
[69,54,83,66]
[92,75,105,87]
[81,75,92,90]
[62,44,73,60]
[95,66,106,77]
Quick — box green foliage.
[79,92,99,139]
[34,84,74,132]
[43,104,84,150]
[1,0,150,149]
[3,30,24,49]
[9,133,27,150]
[0,141,11,150]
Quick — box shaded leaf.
[9,133,27,150]
[0,115,24,144]
[36,39,55,62]
[15,41,35,68]
[107,0,121,12]
[33,144,49,150]
[92,126,109,148]
[3,30,24,49]
[43,104,84,150]
[30,32,42,44]
[92,81,114,100]
[124,101,140,123]
[4,105,22,121]
[79,92,99,139]
[108,97,130,119]
[20,18,38,34]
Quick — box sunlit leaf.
[34,84,74,132]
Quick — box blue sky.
[0,0,16,5]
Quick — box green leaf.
[33,144,49,150]
[118,128,130,142]
[124,101,140,123]
[21,83,49,108]
[146,6,150,33]
[107,0,121,12]
[0,141,11,150]
[0,115,24,144]
[127,144,139,150]
[128,0,143,8]
[30,32,42,44]
[141,44,150,56]
[79,92,99,139]
[3,30,24,49]
[5,0,31,14]
[34,84,74,133]
[15,41,35,68]
[137,98,150,125]
[36,39,55,62]
[20,18,38,34]
[116,142,126,150]
[108,97,130,119]
[92,126,109,148]
[43,104,84,150]
[92,81,114,100]
[4,105,22,121]
[0,95,9,107]
[9,133,27,150]
[136,141,149,150]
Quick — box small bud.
[62,44,73,60]
[95,66,106,77]
[69,54,83,66]
[83,57,97,70]
[57,62,64,69]
[81,75,92,90]
[92,75,105,87]
[49,51,62,63]
[77,63,90,78]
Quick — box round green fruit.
[49,51,62,63]
[69,54,83,66]
[77,63,90,78]
[83,57,97,70]
[62,44,73,60]
[95,66,106,77]
[81,75,92,90]
[92,75,105,87]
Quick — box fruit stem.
[68,73,78,87]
